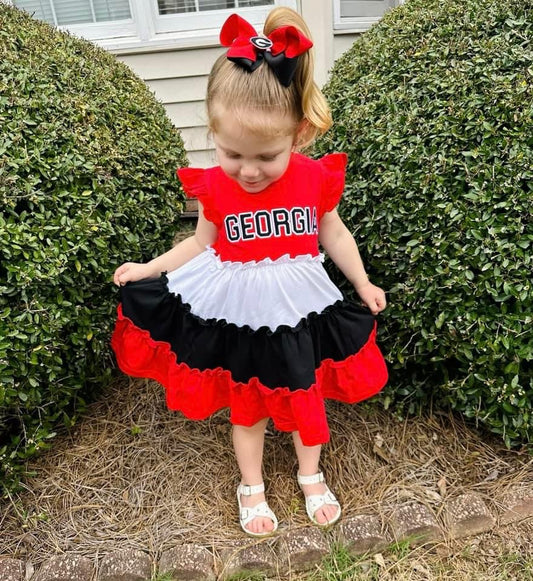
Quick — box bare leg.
[232,419,275,535]
[292,431,340,524]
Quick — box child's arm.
[319,209,386,315]
[113,202,217,286]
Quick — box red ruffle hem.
[111,305,388,446]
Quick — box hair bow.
[220,14,313,87]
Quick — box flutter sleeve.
[176,167,221,225]
[318,153,348,218]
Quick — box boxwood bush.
[316,0,532,447]
[0,5,187,492]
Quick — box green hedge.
[316,0,532,446]
[0,5,188,492]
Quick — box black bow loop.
[263,52,299,88]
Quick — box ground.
[1,377,532,580]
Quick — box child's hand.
[355,281,387,315]
[113,262,153,286]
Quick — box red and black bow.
[220,14,313,87]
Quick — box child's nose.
[240,162,260,178]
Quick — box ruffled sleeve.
[176,167,221,225]
[318,153,348,218]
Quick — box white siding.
[333,32,360,61]
[118,47,222,168]
[164,99,208,128]
[118,47,223,79]
[149,76,208,103]
[188,150,217,167]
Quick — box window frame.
[333,0,403,33]
[6,0,298,53]
[151,1,284,35]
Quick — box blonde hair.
[206,7,332,149]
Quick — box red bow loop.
[268,26,313,58]
[220,13,258,46]
[220,14,259,62]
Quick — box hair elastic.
[220,14,313,87]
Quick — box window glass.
[340,0,396,19]
[13,0,132,26]
[157,0,196,14]
[12,0,55,23]
[334,0,398,30]
[157,0,273,15]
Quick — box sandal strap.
[237,482,265,496]
[297,471,324,486]
[305,489,340,513]
[239,501,278,529]
[304,486,341,526]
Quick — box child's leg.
[233,419,276,534]
[292,430,340,524]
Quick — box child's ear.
[293,119,310,150]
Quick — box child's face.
[213,109,296,194]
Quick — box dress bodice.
[177,152,347,263]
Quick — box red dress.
[111,153,387,445]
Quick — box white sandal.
[237,482,278,537]
[297,471,341,527]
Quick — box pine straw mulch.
[1,376,532,577]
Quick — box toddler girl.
[112,7,387,537]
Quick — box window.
[10,0,295,51]
[152,0,276,35]
[12,0,132,26]
[334,0,400,32]
[158,1,274,14]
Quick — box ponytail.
[264,8,332,148]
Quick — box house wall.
[333,32,360,60]
[119,47,224,168]
[117,5,361,168]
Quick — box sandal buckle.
[239,482,265,496]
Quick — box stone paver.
[159,544,216,580]
[220,539,278,580]
[35,555,94,581]
[499,485,533,525]
[339,514,389,555]
[445,493,496,538]
[98,549,151,581]
[390,502,443,545]
[0,558,25,581]
[277,528,329,572]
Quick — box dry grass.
[1,376,532,579]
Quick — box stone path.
[1,486,532,581]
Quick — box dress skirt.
[111,247,388,446]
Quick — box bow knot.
[220,14,313,87]
[250,36,273,51]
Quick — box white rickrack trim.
[203,245,325,271]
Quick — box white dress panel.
[165,247,343,331]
